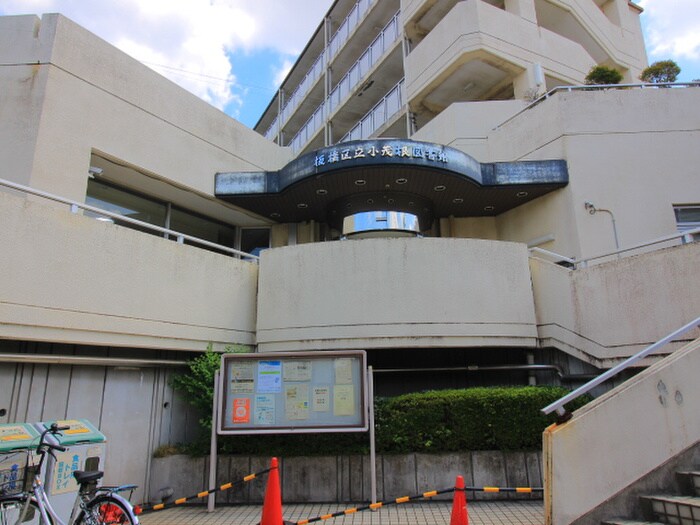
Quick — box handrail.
[497,81,700,129]
[528,226,700,269]
[0,177,258,260]
[541,316,700,420]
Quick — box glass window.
[85,179,238,256]
[674,205,700,232]
[170,208,236,251]
[85,179,166,234]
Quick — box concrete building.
[1,1,699,522]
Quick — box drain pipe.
[526,351,537,385]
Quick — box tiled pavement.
[139,500,544,525]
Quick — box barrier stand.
[295,487,455,524]
[450,476,468,525]
[295,485,543,524]
[139,466,272,513]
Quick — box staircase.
[603,471,700,525]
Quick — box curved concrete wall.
[256,237,538,352]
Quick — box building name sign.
[314,143,449,168]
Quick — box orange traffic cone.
[260,457,284,525]
[450,475,469,525]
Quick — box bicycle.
[0,423,140,525]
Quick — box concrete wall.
[543,336,700,525]
[149,451,543,504]
[0,190,258,351]
[404,0,595,105]
[256,238,538,352]
[530,237,700,367]
[0,14,290,224]
[488,88,700,259]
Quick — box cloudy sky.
[1,0,698,128]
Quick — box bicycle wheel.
[0,495,53,525]
[74,495,136,525]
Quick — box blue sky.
[1,0,698,128]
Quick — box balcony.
[404,0,595,128]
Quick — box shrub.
[640,60,681,84]
[375,386,589,452]
[584,65,623,85]
[170,350,589,456]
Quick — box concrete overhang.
[215,138,567,230]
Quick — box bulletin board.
[217,351,367,435]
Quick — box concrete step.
[677,472,700,497]
[641,495,700,524]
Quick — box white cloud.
[638,0,700,60]
[0,0,332,111]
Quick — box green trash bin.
[35,419,107,519]
[0,423,41,497]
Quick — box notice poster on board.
[218,351,367,435]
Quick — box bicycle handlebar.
[36,423,71,454]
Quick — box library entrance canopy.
[215,139,567,234]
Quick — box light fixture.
[270,212,281,218]
[396,178,408,185]
[584,201,620,250]
[354,179,366,186]
[484,205,495,212]
[316,189,328,195]
[433,185,446,192]
[516,191,529,198]
[366,198,374,204]
[297,203,308,209]
[453,198,464,204]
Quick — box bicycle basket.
[0,452,38,496]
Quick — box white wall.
[256,237,538,352]
[544,335,700,524]
[530,242,700,367]
[0,14,291,225]
[0,190,259,351]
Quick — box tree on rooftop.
[584,65,623,85]
[640,60,681,84]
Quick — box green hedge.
[374,386,589,452]
[179,385,588,456]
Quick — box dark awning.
[215,138,568,230]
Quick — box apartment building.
[0,0,699,513]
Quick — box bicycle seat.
[73,470,104,484]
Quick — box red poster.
[232,398,250,424]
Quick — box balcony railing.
[264,0,378,141]
[341,78,405,143]
[289,12,401,153]
[328,12,400,115]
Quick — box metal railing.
[498,81,700,129]
[529,226,700,269]
[340,78,405,143]
[264,0,378,140]
[0,177,258,260]
[288,11,401,153]
[542,317,700,420]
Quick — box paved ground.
[139,500,544,525]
